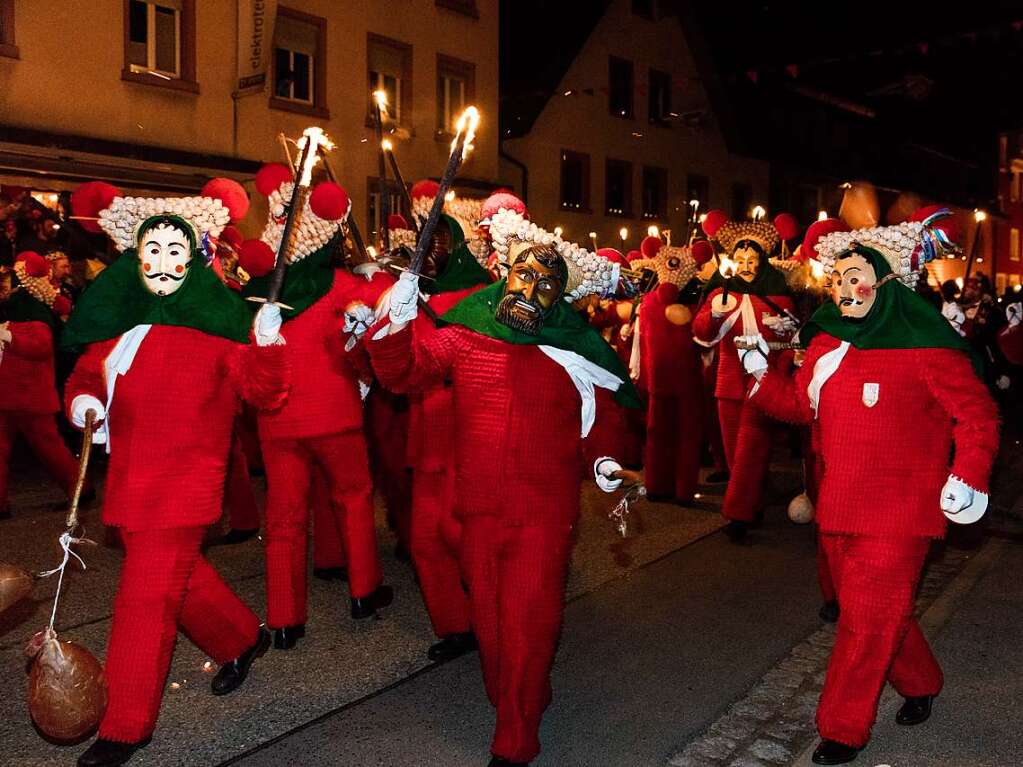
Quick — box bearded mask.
[495,245,567,335]
[421,225,452,281]
[732,241,762,283]
[830,252,879,318]
[138,218,194,297]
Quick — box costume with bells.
[238,167,394,644]
[0,251,80,519]
[692,213,797,535]
[741,211,998,764]
[369,210,639,766]
[61,180,289,767]
[630,236,714,503]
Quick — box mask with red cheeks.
[830,252,878,318]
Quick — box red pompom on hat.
[626,249,642,262]
[411,179,441,201]
[388,213,410,230]
[254,163,293,196]
[481,191,528,222]
[71,181,121,234]
[238,239,275,278]
[702,209,728,238]
[52,295,73,317]
[774,213,800,242]
[17,251,50,278]
[910,204,961,244]
[596,247,627,266]
[802,218,850,262]
[640,235,662,258]
[309,182,349,221]
[202,178,249,223]
[691,239,715,265]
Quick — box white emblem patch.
[862,382,880,408]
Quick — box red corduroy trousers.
[461,518,573,764]
[100,527,260,743]
[816,534,943,748]
[0,411,80,511]
[720,398,776,522]
[644,394,703,502]
[411,467,469,638]
[263,431,381,628]
[224,432,260,531]
[311,466,347,570]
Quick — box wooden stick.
[65,409,96,530]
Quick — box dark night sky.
[501,0,1023,205]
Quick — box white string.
[38,531,94,631]
[608,484,647,537]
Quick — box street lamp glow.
[647,225,659,238]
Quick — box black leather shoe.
[705,469,730,484]
[313,566,348,582]
[488,757,529,767]
[351,584,394,620]
[272,624,305,650]
[78,737,151,767]
[819,599,840,623]
[211,627,270,695]
[209,528,259,547]
[811,739,859,765]
[428,632,478,662]
[724,519,748,543]
[896,694,934,726]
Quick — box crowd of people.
[0,163,1010,767]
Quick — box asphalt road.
[228,511,823,767]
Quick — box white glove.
[254,303,285,347]
[1006,302,1022,328]
[388,272,420,326]
[941,301,966,336]
[593,457,624,493]
[0,321,11,345]
[343,303,376,351]
[940,475,988,524]
[762,313,797,336]
[736,334,769,378]
[70,395,107,445]
[619,324,633,341]
[996,374,1011,391]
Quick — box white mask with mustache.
[139,223,192,296]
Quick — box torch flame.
[718,255,735,279]
[381,138,394,152]
[451,106,480,160]
[809,258,825,280]
[373,89,388,110]
[445,190,456,202]
[296,127,334,186]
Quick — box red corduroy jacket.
[750,333,999,538]
[693,287,795,400]
[65,325,289,530]
[639,283,702,398]
[256,269,392,441]
[370,323,584,527]
[405,286,483,474]
[0,321,59,414]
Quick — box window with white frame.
[368,35,411,126]
[274,14,318,104]
[437,55,474,134]
[127,0,181,77]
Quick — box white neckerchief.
[537,345,625,438]
[101,324,152,452]
[807,341,850,418]
[695,294,758,348]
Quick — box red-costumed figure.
[390,208,494,661]
[369,212,639,767]
[238,170,394,648]
[739,210,998,765]
[629,236,714,503]
[0,251,81,520]
[693,212,797,541]
[61,182,289,767]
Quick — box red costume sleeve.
[919,348,1000,492]
[64,338,116,420]
[692,288,724,346]
[368,323,461,395]
[748,341,823,425]
[227,345,291,413]
[7,320,53,360]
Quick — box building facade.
[499,0,768,252]
[0,0,499,242]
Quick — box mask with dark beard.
[494,245,567,336]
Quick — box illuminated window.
[368,176,406,247]
[123,0,196,89]
[437,55,475,134]
[560,150,591,212]
[605,159,633,217]
[369,34,412,126]
[642,166,667,220]
[609,57,634,119]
